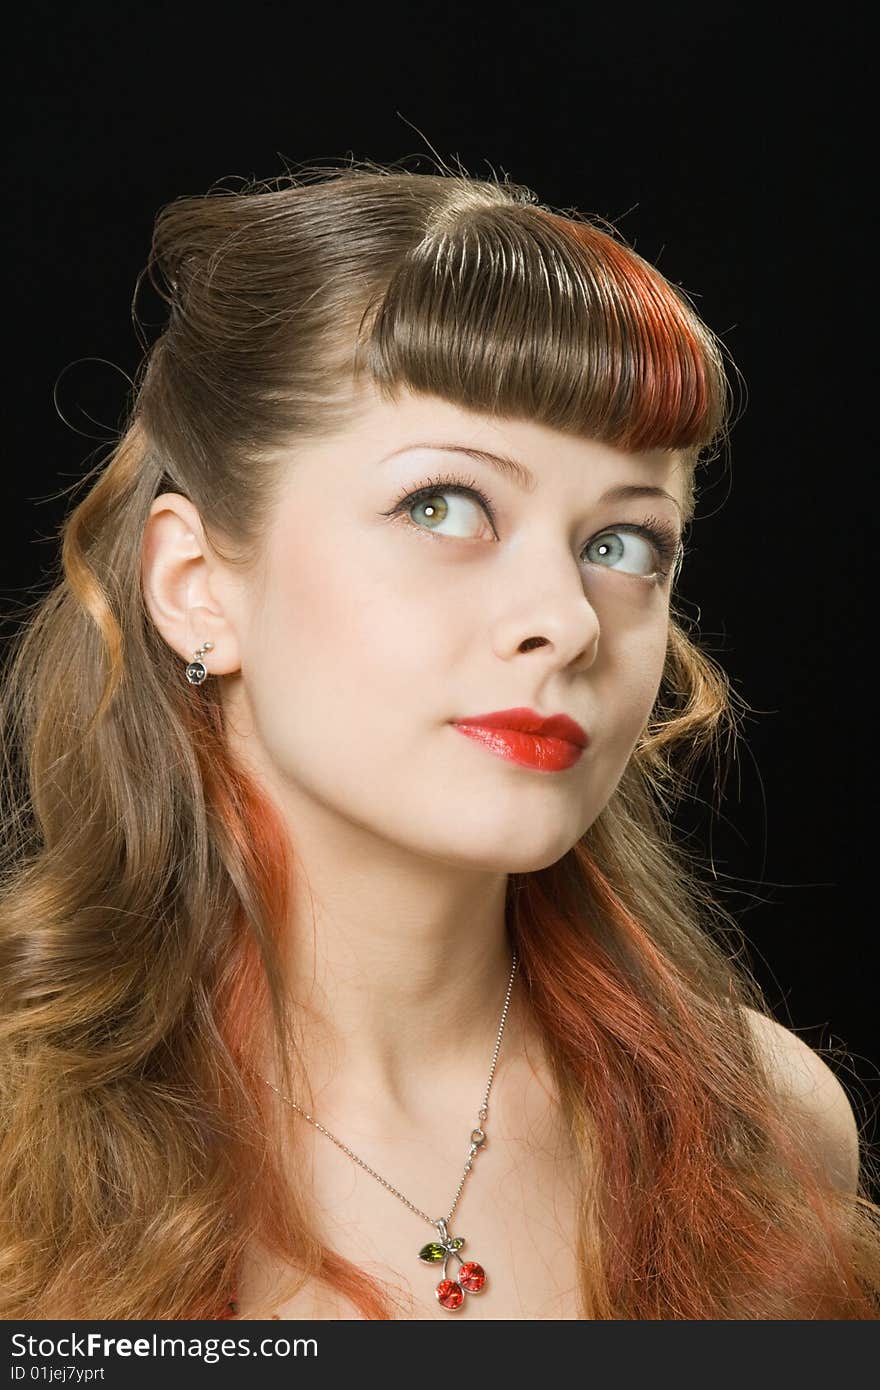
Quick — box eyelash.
[383,471,682,580]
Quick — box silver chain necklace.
[255,949,519,1313]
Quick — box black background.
[5,4,876,1190]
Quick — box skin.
[141,380,689,1314]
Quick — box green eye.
[384,477,681,580]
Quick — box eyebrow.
[380,442,684,518]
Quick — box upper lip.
[452,707,589,748]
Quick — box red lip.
[451,707,589,773]
[454,707,589,746]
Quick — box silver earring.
[184,641,214,685]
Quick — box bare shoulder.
[741,1006,861,1194]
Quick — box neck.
[258,793,525,1130]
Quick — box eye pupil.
[593,536,622,562]
[410,490,459,531]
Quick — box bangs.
[359,202,731,462]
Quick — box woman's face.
[220,384,687,873]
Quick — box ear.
[743,1007,861,1195]
[141,492,244,676]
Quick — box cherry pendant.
[435,1278,464,1310]
[418,1218,487,1313]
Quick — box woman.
[1,162,878,1321]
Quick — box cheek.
[280,544,451,685]
[581,580,669,744]
[240,531,451,760]
[608,619,670,746]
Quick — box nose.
[492,547,601,669]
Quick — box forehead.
[297,383,689,499]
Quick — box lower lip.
[451,724,585,772]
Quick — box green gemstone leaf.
[450,1237,465,1250]
[418,1242,446,1263]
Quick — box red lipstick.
[451,707,589,772]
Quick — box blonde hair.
[2,159,878,1318]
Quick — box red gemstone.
[435,1278,465,1310]
[459,1261,486,1292]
